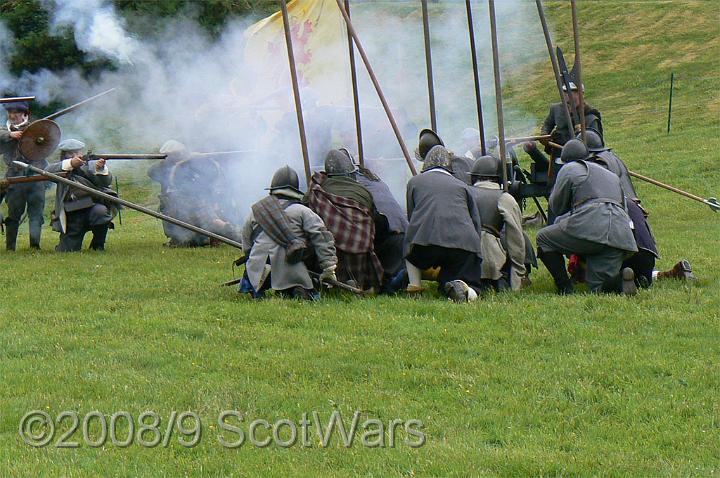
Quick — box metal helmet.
[58,138,86,152]
[159,139,189,161]
[325,149,358,176]
[268,165,301,193]
[422,145,452,173]
[560,139,589,163]
[417,128,444,160]
[577,128,605,152]
[469,155,501,179]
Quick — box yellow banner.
[244,0,349,106]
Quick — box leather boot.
[4,219,19,251]
[656,260,696,281]
[539,249,573,295]
[601,267,637,295]
[89,225,109,251]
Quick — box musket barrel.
[0,96,36,104]
[506,134,552,144]
[12,161,244,249]
[93,154,167,160]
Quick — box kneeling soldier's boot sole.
[622,267,638,296]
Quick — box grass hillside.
[1,1,718,476]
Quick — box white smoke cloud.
[1,0,552,226]
[43,0,138,63]
[0,20,16,92]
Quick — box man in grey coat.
[468,155,527,291]
[46,139,116,252]
[241,166,337,300]
[405,145,484,303]
[536,140,638,294]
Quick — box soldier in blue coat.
[0,101,48,250]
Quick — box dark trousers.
[406,245,484,295]
[623,249,656,287]
[4,183,46,248]
[57,204,112,252]
[537,223,626,292]
[375,232,405,279]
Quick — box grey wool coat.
[589,149,638,201]
[242,191,337,291]
[549,161,638,253]
[46,159,114,233]
[405,168,483,257]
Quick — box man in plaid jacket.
[305,150,384,291]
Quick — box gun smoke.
[0,0,548,229]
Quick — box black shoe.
[557,282,574,295]
[444,280,470,303]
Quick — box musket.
[191,150,255,158]
[545,143,719,213]
[1,172,68,190]
[506,134,552,145]
[220,267,364,295]
[42,88,116,121]
[0,96,35,104]
[89,153,168,161]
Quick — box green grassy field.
[1,1,719,476]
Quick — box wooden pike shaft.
[421,0,437,132]
[280,0,312,186]
[14,161,244,249]
[43,88,116,121]
[536,0,575,140]
[570,0,586,143]
[344,0,365,166]
[465,0,487,155]
[488,0,508,191]
[628,171,708,204]
[547,142,717,210]
[334,0,417,175]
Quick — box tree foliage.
[1,0,278,95]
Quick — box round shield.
[19,119,61,162]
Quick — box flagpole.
[344,0,364,166]
[421,0,437,132]
[280,0,312,185]
[334,0,417,175]
[465,0,486,155]
[488,0,508,192]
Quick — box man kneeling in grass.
[240,166,337,300]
